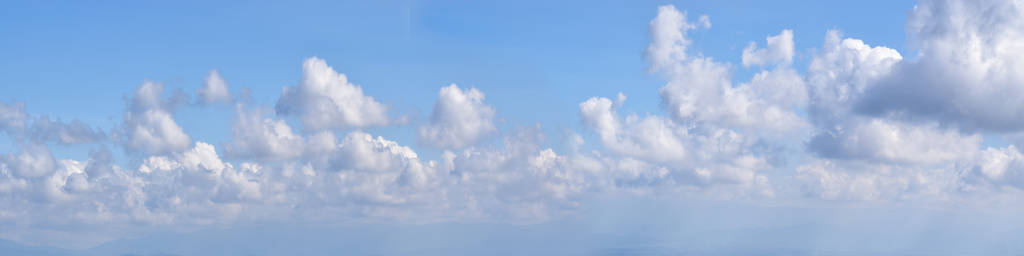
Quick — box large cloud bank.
[3,0,1024,247]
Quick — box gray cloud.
[856,0,1024,132]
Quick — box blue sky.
[10,0,1024,254]
[1,0,914,159]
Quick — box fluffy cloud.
[196,70,232,104]
[223,104,304,160]
[742,29,795,67]
[645,5,709,73]
[805,30,903,127]
[418,84,497,149]
[119,82,192,155]
[2,143,57,179]
[276,57,390,131]
[800,31,978,165]
[10,1,1024,248]
[578,95,774,195]
[138,141,264,203]
[579,96,689,164]
[648,6,806,134]
[763,0,1024,202]
[743,67,807,109]
[856,0,1024,132]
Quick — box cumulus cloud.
[742,67,807,109]
[276,57,390,131]
[2,143,58,179]
[856,0,1024,132]
[800,31,976,165]
[646,6,806,134]
[119,82,192,155]
[645,5,707,73]
[578,95,774,194]
[805,30,903,127]
[196,70,232,104]
[579,96,689,164]
[223,104,304,160]
[802,31,926,164]
[12,1,1024,249]
[418,84,497,149]
[742,29,795,67]
[793,12,1024,201]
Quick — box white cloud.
[962,145,1024,191]
[196,70,232,104]
[137,141,264,204]
[275,57,389,131]
[803,30,922,164]
[796,159,942,201]
[223,104,304,160]
[743,67,807,109]
[742,29,795,67]
[646,9,806,133]
[13,2,1024,249]
[794,24,1024,201]
[28,116,105,145]
[578,95,774,193]
[441,126,591,219]
[120,82,192,155]
[579,96,688,164]
[334,131,422,173]
[645,5,704,74]
[326,131,442,205]
[806,30,902,127]
[418,84,497,149]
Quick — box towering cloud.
[418,84,497,149]
[857,0,1024,132]
[223,104,304,160]
[648,6,806,134]
[119,82,192,155]
[276,57,390,131]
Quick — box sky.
[6,0,1024,254]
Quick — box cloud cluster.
[5,0,1024,247]
[855,0,1024,132]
